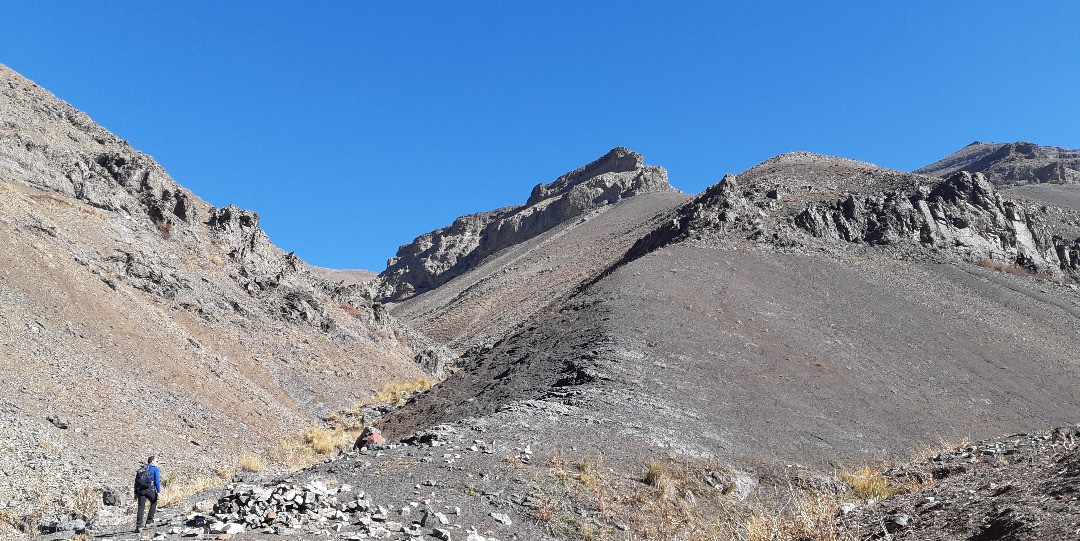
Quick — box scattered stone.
[489,512,512,526]
[101,487,122,507]
[882,513,910,532]
[46,415,68,429]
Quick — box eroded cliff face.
[0,63,435,340]
[372,147,677,301]
[620,153,1080,281]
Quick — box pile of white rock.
[204,480,376,536]
[192,480,502,540]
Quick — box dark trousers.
[136,489,157,529]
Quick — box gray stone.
[101,487,122,507]
[883,514,910,532]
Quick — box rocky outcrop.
[848,426,1080,541]
[916,141,1080,185]
[618,154,1080,281]
[0,63,449,346]
[794,171,1080,275]
[373,147,676,301]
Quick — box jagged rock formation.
[0,63,445,524]
[372,147,676,301]
[916,141,1080,185]
[620,152,1080,281]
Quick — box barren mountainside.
[382,153,1080,464]
[4,61,1080,541]
[0,64,438,518]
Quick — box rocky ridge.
[372,147,677,301]
[0,63,416,338]
[618,152,1080,282]
[915,141,1080,185]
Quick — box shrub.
[239,454,265,472]
[69,487,101,521]
[840,466,898,500]
[643,460,676,500]
[0,508,21,536]
[154,218,173,239]
[361,378,435,407]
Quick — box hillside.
[0,64,440,523]
[385,149,690,352]
[308,152,1080,541]
[383,153,1080,464]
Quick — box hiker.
[133,455,162,532]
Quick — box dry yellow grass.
[840,466,899,500]
[39,435,61,456]
[744,493,856,541]
[301,427,349,455]
[535,453,749,540]
[577,457,603,492]
[361,377,435,407]
[239,453,265,472]
[158,474,227,508]
[269,424,364,471]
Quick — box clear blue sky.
[3,2,1078,270]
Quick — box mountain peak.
[526,147,655,205]
[916,141,1080,185]
[374,148,676,301]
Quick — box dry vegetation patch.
[520,452,951,540]
[838,466,898,500]
[158,472,228,508]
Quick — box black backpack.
[135,465,153,491]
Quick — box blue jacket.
[134,464,162,495]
